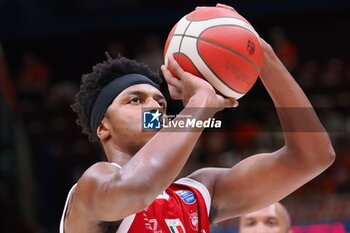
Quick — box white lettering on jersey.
[149,219,162,233]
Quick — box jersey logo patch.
[175,190,196,205]
[165,219,186,233]
[189,211,198,231]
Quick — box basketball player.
[239,202,292,233]
[60,6,335,233]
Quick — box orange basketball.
[164,6,262,99]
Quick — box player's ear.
[97,118,110,140]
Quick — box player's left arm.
[189,39,335,223]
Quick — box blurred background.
[0,0,349,232]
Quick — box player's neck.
[107,151,132,167]
[104,144,133,167]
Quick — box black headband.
[90,73,158,137]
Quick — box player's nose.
[253,223,269,233]
[147,98,163,109]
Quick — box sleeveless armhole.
[60,163,121,233]
[175,177,211,216]
[111,163,122,168]
[110,162,139,232]
[59,184,77,233]
[116,214,136,233]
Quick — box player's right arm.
[67,56,237,223]
[187,38,335,223]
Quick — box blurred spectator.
[0,43,40,232]
[269,27,299,72]
[320,57,344,87]
[295,60,320,89]
[229,120,261,154]
[292,223,346,233]
[345,61,350,85]
[0,43,17,111]
[239,202,292,233]
[17,52,51,97]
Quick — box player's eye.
[129,97,140,104]
[244,219,256,227]
[158,101,165,108]
[266,219,277,227]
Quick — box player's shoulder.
[78,161,120,185]
[73,162,119,197]
[84,161,120,176]
[63,162,119,229]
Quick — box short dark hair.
[71,54,162,142]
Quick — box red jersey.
[117,178,211,233]
[60,177,211,233]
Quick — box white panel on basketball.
[164,35,182,67]
[177,17,260,44]
[180,35,244,99]
[173,16,191,35]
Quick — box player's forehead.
[243,205,278,220]
[116,84,165,100]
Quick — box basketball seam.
[198,33,246,95]
[186,16,258,40]
[196,31,256,94]
[173,31,259,94]
[175,33,245,95]
[195,24,259,95]
[174,31,259,72]
[178,52,204,79]
[192,36,247,95]
[174,39,252,95]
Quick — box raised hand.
[161,55,238,109]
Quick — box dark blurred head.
[239,202,292,233]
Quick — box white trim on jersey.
[111,163,122,168]
[175,177,212,216]
[116,213,136,233]
[59,184,77,233]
